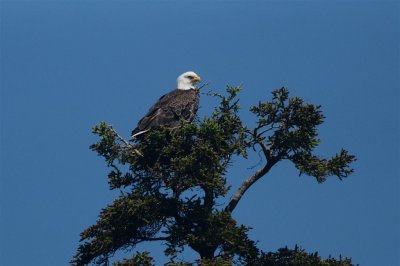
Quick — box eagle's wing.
[174,89,199,122]
[131,89,199,137]
[131,90,179,136]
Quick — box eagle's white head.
[177,71,201,90]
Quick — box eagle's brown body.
[131,88,200,137]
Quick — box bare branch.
[225,159,276,213]
[258,141,271,160]
[110,127,143,156]
[110,127,133,148]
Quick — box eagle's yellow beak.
[193,76,201,82]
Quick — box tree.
[72,86,356,266]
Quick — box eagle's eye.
[187,76,194,80]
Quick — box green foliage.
[258,246,355,266]
[72,86,356,265]
[249,87,355,183]
[113,252,154,266]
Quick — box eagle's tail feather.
[131,129,150,139]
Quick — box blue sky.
[1,1,399,265]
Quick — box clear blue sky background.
[1,1,399,265]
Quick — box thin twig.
[110,127,133,148]
[198,82,210,91]
[246,128,271,161]
[257,126,279,137]
[247,149,264,170]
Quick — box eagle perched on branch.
[131,71,201,138]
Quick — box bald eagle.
[131,71,201,138]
